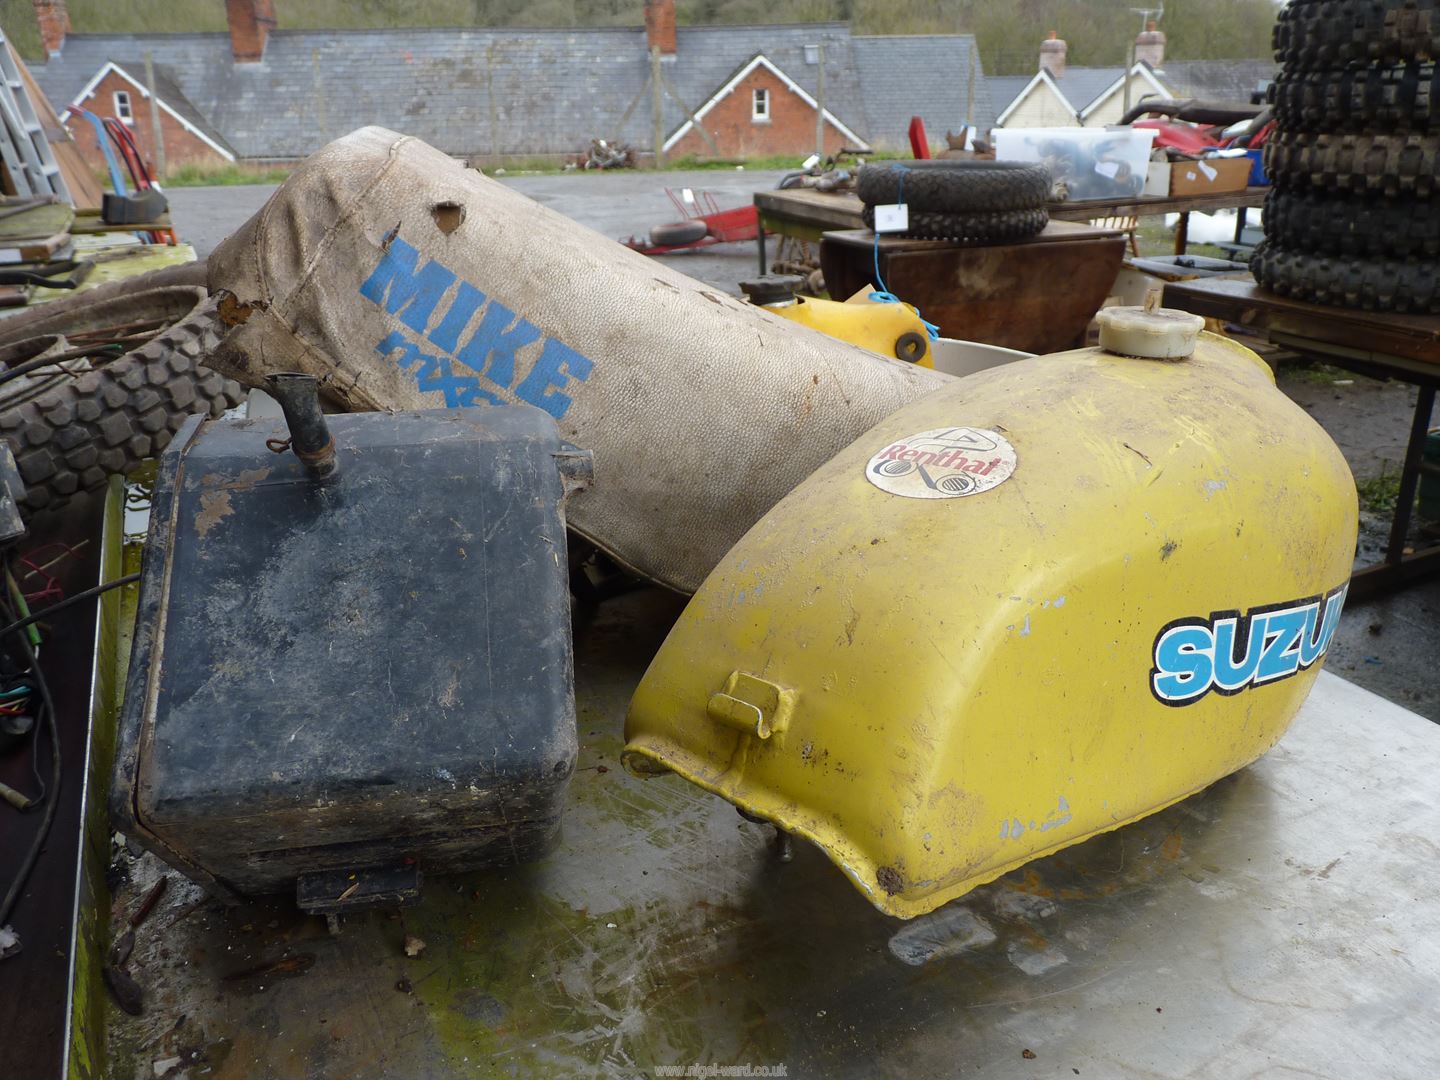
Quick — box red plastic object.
[908,116,931,159]
[703,205,760,243]
[1133,119,1219,155]
[621,190,762,254]
[1133,118,1274,156]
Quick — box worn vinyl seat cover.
[206,127,948,593]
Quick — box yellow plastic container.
[762,287,933,366]
[625,332,1357,918]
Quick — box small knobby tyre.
[1273,0,1440,70]
[648,220,708,247]
[1271,63,1439,135]
[0,287,245,515]
[856,160,1052,214]
[1252,239,1440,314]
[861,205,1049,243]
[1263,188,1440,259]
[1263,130,1440,196]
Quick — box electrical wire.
[0,564,137,927]
[0,572,139,642]
[5,565,40,649]
[0,603,59,928]
[0,341,127,389]
[0,567,61,933]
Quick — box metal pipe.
[265,372,338,479]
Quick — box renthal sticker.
[1150,584,1348,706]
[865,427,1017,500]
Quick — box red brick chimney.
[1039,30,1067,79]
[644,0,676,56]
[226,0,276,64]
[1135,20,1166,68]
[32,0,69,57]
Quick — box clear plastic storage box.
[993,127,1158,202]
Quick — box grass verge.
[1356,465,1405,516]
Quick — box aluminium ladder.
[0,29,70,202]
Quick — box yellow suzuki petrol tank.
[624,328,1357,919]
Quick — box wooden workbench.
[1165,274,1440,599]
[754,186,1270,274]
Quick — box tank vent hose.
[265,372,338,480]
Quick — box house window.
[113,90,134,125]
[752,88,770,122]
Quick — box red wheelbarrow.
[621,187,762,254]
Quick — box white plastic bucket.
[928,337,1034,378]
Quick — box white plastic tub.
[929,337,1034,378]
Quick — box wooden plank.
[17,241,195,308]
[1163,275,1440,369]
[0,229,67,262]
[71,210,173,235]
[755,186,1269,236]
[0,199,73,240]
[753,188,864,232]
[1047,187,1269,221]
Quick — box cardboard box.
[1144,161,1171,197]
[1168,156,1251,197]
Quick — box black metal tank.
[112,381,591,913]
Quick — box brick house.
[66,62,235,170]
[665,55,865,160]
[22,0,995,173]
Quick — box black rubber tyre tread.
[648,220,709,246]
[856,160,1051,214]
[1270,64,1440,134]
[1252,239,1440,314]
[1273,0,1440,70]
[1263,130,1440,196]
[862,205,1049,243]
[0,290,244,516]
[1263,188,1440,258]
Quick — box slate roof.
[33,25,989,159]
[985,75,1032,118]
[145,66,236,157]
[990,66,1131,122]
[1049,67,1130,115]
[852,35,995,143]
[1158,60,1277,104]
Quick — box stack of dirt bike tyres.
[1260,0,1440,312]
[856,160,1050,243]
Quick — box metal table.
[76,579,1440,1078]
[754,186,1269,275]
[1165,274,1440,599]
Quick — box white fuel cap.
[1096,292,1206,360]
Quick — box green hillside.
[0,0,1278,75]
